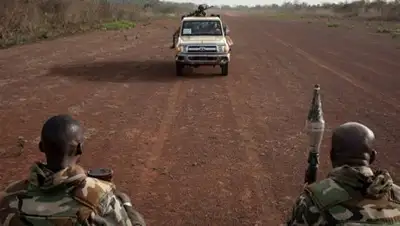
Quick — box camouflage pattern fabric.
[286,165,400,225]
[0,162,142,226]
[194,11,206,17]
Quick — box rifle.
[304,84,325,185]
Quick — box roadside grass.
[0,0,185,49]
[102,20,136,30]
[376,26,400,38]
[260,12,306,19]
[327,22,340,27]
[377,26,392,33]
[0,24,98,48]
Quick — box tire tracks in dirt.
[139,73,274,225]
[223,52,289,221]
[302,22,400,68]
[136,80,187,191]
[262,22,400,122]
[326,51,388,77]
[322,50,400,97]
[264,32,400,111]
[259,19,400,184]
[224,76,271,223]
[221,16,313,224]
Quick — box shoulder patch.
[306,178,351,210]
[72,177,115,214]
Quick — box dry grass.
[0,0,185,48]
[224,1,400,22]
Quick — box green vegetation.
[1,0,399,49]
[377,26,392,33]
[102,20,136,30]
[376,26,400,38]
[327,22,340,28]
[220,0,400,22]
[0,0,193,49]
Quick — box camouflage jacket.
[0,162,141,226]
[286,165,400,225]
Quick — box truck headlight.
[176,45,187,53]
[218,45,229,53]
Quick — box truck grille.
[187,45,217,53]
[188,56,218,61]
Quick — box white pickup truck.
[174,16,232,76]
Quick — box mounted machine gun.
[181,4,214,19]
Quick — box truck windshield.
[181,20,223,36]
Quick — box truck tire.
[176,62,184,76]
[221,63,228,76]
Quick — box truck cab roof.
[182,17,221,21]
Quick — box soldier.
[286,122,400,225]
[170,4,208,49]
[184,4,208,17]
[0,114,146,226]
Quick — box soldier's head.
[39,114,84,172]
[330,122,376,168]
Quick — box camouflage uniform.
[286,165,400,225]
[0,162,144,226]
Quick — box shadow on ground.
[46,60,224,83]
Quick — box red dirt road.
[1,15,400,225]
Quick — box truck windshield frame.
[180,20,223,36]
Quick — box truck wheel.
[176,63,184,76]
[221,63,228,76]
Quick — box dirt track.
[1,14,400,225]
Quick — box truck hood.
[179,36,226,45]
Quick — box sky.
[166,0,348,6]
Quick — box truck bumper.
[175,53,230,66]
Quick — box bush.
[0,0,185,48]
[102,20,136,30]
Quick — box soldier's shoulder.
[390,183,400,201]
[306,177,344,192]
[0,179,29,213]
[287,192,327,225]
[72,177,116,209]
[2,179,29,196]
[76,177,116,196]
[305,178,351,209]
